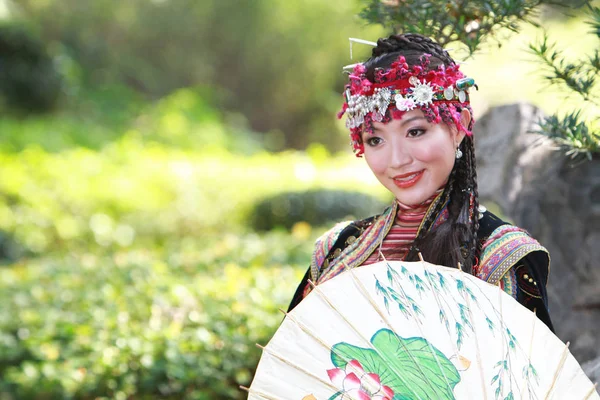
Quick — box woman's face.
[362,109,466,206]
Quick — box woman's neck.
[396,188,444,215]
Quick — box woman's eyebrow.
[400,116,426,126]
[372,116,426,132]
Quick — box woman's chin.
[387,185,437,206]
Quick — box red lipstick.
[392,170,424,189]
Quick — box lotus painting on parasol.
[326,330,459,400]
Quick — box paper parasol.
[245,260,599,399]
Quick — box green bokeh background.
[0,0,596,398]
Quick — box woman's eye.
[407,128,426,138]
[366,137,383,146]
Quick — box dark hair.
[364,33,480,274]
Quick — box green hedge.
[0,232,311,399]
[0,22,63,113]
[250,189,387,231]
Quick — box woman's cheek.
[365,150,387,176]
[413,142,447,164]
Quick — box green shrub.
[0,232,310,399]
[0,22,63,113]
[250,189,387,231]
[0,230,24,263]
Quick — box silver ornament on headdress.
[409,80,435,106]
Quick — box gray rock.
[583,356,600,384]
[475,103,600,364]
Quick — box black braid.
[371,33,454,65]
[466,138,481,263]
[364,34,455,81]
[363,33,480,274]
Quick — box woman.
[288,33,553,331]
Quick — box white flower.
[394,94,416,111]
[409,80,435,106]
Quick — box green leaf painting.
[330,329,460,400]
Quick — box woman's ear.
[460,108,472,131]
[455,108,472,145]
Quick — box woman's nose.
[389,142,411,168]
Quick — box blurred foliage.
[0,234,310,399]
[0,230,23,262]
[11,0,382,150]
[0,87,258,153]
[0,86,387,395]
[0,21,63,113]
[0,130,385,257]
[250,189,387,231]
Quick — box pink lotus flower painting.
[327,359,394,400]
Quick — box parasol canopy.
[246,260,599,399]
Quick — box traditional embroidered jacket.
[288,202,553,331]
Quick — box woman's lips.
[392,170,424,188]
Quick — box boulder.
[475,103,600,364]
[583,356,600,384]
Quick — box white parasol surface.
[247,260,599,400]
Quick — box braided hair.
[363,33,480,274]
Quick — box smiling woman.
[364,111,468,206]
[287,33,554,332]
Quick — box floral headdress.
[338,54,477,156]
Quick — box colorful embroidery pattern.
[311,221,354,282]
[498,268,518,299]
[477,226,547,285]
[316,205,396,285]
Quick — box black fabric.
[287,210,554,332]
[515,252,554,332]
[288,268,310,313]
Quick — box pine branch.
[527,4,600,158]
[588,4,600,38]
[358,0,548,57]
[534,112,600,160]
[528,34,599,106]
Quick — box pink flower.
[327,360,394,400]
[360,79,373,94]
[353,64,367,75]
